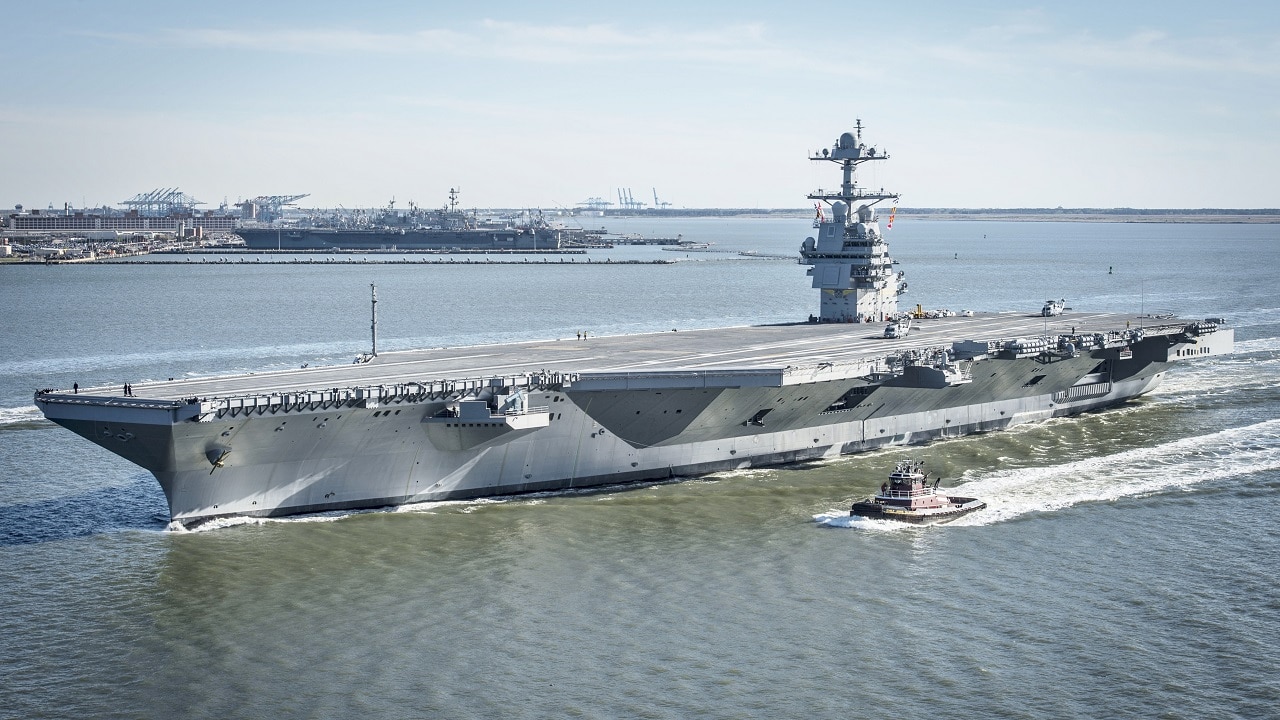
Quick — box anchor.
[206,447,231,474]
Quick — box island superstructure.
[34,123,1233,527]
[801,120,904,323]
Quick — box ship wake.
[816,417,1280,530]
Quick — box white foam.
[1152,350,1280,399]
[168,516,265,533]
[1233,337,1280,354]
[396,497,502,514]
[945,417,1280,526]
[706,467,777,480]
[168,511,354,533]
[814,418,1280,531]
[0,405,47,428]
[167,482,696,531]
[812,511,913,531]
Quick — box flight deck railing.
[198,372,578,420]
[37,371,574,422]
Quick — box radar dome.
[838,132,857,150]
[831,201,848,223]
[857,204,875,222]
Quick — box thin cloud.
[919,25,1280,78]
[88,20,796,68]
[1044,30,1280,76]
[165,27,467,54]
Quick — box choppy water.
[2,218,1278,719]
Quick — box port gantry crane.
[238,194,310,222]
[120,188,203,216]
[616,188,646,211]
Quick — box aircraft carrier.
[34,123,1233,527]
[235,189,568,251]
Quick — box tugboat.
[850,460,985,524]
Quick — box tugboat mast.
[800,120,904,324]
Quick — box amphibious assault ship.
[34,123,1233,527]
[235,189,567,251]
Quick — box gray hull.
[237,227,562,251]
[35,316,1232,526]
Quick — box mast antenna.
[370,283,378,357]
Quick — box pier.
[87,257,676,266]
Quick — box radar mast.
[799,121,904,323]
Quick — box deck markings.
[129,311,1146,401]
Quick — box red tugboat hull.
[850,459,986,524]
[850,496,986,525]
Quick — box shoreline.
[4,257,678,266]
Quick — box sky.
[1,1,1277,210]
